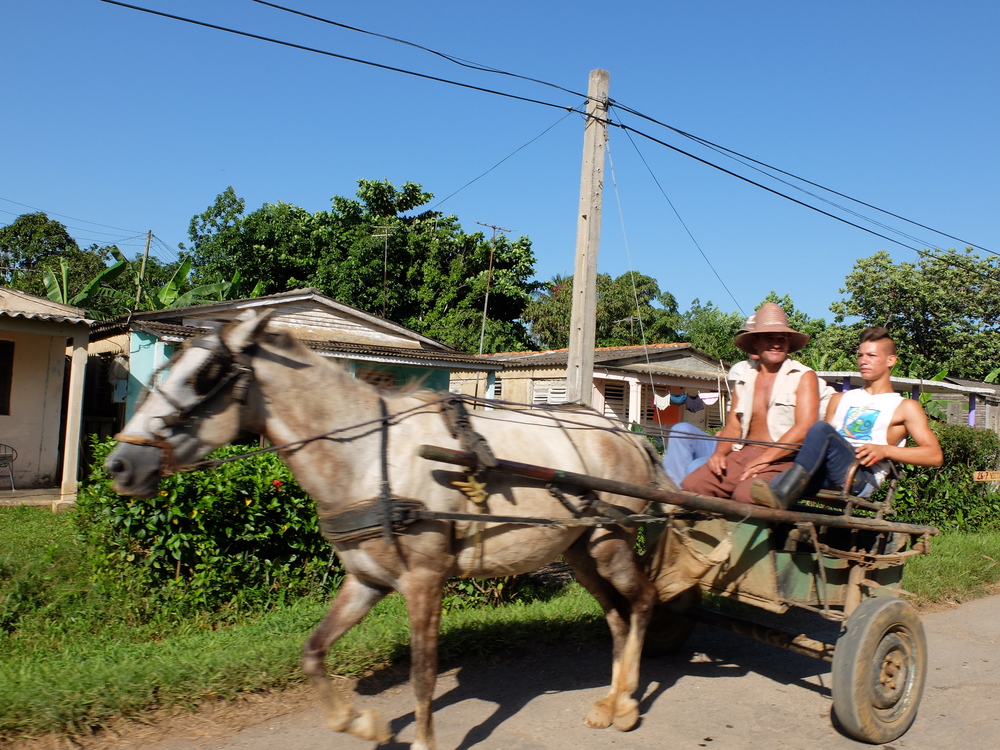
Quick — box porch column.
[58,329,88,509]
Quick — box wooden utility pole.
[372,225,398,317]
[134,230,152,307]
[476,221,510,356]
[566,69,609,405]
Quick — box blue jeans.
[794,422,879,497]
[662,422,715,486]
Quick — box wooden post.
[134,230,151,307]
[566,69,609,405]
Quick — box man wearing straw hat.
[681,302,819,504]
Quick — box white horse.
[105,310,668,750]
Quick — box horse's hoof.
[584,700,614,729]
[613,698,640,731]
[348,708,392,744]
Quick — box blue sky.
[4,1,998,323]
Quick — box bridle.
[114,336,257,476]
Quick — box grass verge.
[1,506,997,740]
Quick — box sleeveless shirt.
[830,389,905,485]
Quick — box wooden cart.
[419,444,934,744]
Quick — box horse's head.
[104,310,274,497]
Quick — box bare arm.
[705,392,744,476]
[739,370,819,480]
[853,399,943,468]
[824,392,844,423]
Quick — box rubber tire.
[643,587,698,657]
[831,596,928,743]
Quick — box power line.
[611,113,746,314]
[251,0,589,100]
[97,1,996,280]
[611,103,994,256]
[430,110,578,211]
[0,196,142,234]
[242,1,991,259]
[98,1,576,114]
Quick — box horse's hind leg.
[303,573,392,744]
[565,529,657,732]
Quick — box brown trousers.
[680,444,796,505]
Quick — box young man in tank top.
[751,326,943,509]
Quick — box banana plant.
[42,258,128,309]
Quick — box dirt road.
[43,594,997,750]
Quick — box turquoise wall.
[125,332,176,421]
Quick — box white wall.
[0,330,66,487]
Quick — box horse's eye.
[191,357,226,395]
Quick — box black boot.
[750,464,812,510]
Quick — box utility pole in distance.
[134,230,152,308]
[566,69,609,405]
[476,221,510,356]
[372,224,398,318]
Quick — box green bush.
[889,423,1000,532]
[76,438,338,615]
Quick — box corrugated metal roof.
[818,371,995,395]
[126,321,499,369]
[484,342,698,367]
[88,288,456,352]
[0,309,92,326]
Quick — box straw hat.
[734,303,809,353]
[736,312,756,336]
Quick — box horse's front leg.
[402,569,448,750]
[566,529,657,732]
[303,573,392,744]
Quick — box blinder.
[127,336,256,432]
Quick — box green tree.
[184,180,539,352]
[830,249,1000,379]
[522,272,681,350]
[678,299,746,362]
[0,212,110,300]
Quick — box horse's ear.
[224,309,275,353]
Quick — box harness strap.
[378,397,395,545]
[113,432,181,477]
[441,397,497,471]
[320,498,426,544]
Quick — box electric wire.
[610,108,746,314]
[0,196,143,234]
[86,2,1000,283]
[430,110,579,211]
[98,1,575,115]
[243,1,991,258]
[609,118,1000,284]
[250,0,590,101]
[606,138,659,399]
[612,103,994,256]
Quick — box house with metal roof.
[0,287,91,503]
[450,342,730,435]
[86,288,500,435]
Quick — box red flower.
[273,479,283,488]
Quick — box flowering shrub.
[887,423,1000,532]
[77,438,338,614]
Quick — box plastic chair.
[0,444,16,491]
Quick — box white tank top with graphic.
[830,389,904,485]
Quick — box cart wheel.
[831,596,927,743]
[643,587,698,657]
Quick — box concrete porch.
[0,487,74,512]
